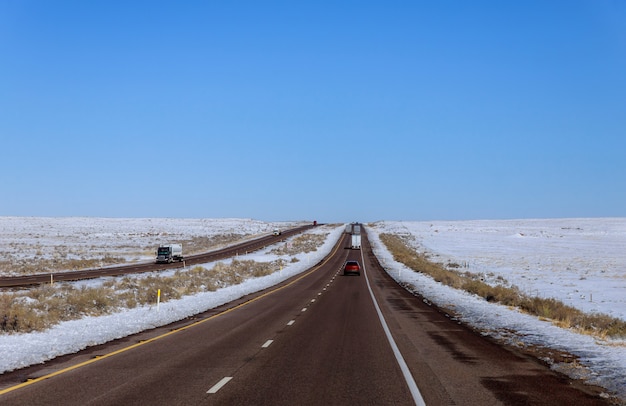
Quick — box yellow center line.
[0,237,344,397]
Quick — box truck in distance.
[351,234,361,249]
[345,223,361,234]
[156,244,183,263]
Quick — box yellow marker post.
[157,289,161,311]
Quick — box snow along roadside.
[366,228,626,401]
[0,225,345,374]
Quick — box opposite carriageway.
[0,224,316,288]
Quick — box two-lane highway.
[0,228,612,405]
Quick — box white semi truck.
[156,244,184,263]
[351,234,361,250]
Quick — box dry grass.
[0,258,284,334]
[270,233,327,256]
[380,233,626,339]
[0,228,329,335]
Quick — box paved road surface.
[0,230,612,405]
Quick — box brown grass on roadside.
[0,259,285,334]
[379,233,626,339]
[270,233,327,256]
[0,228,331,335]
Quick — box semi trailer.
[155,244,183,263]
[351,234,361,250]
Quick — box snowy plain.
[0,217,300,271]
[0,217,625,401]
[370,218,626,401]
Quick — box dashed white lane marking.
[301,308,307,312]
[311,299,316,303]
[207,377,233,394]
[287,320,295,326]
[262,340,273,348]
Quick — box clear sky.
[1,1,625,222]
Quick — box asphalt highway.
[0,229,612,405]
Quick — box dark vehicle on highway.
[343,260,360,276]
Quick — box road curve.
[0,229,613,405]
[0,224,315,288]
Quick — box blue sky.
[1,1,625,222]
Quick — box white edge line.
[207,376,233,394]
[360,249,427,406]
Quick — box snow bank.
[368,219,626,399]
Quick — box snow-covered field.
[370,218,626,400]
[0,217,302,274]
[0,217,625,401]
[372,218,626,321]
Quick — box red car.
[343,260,361,276]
